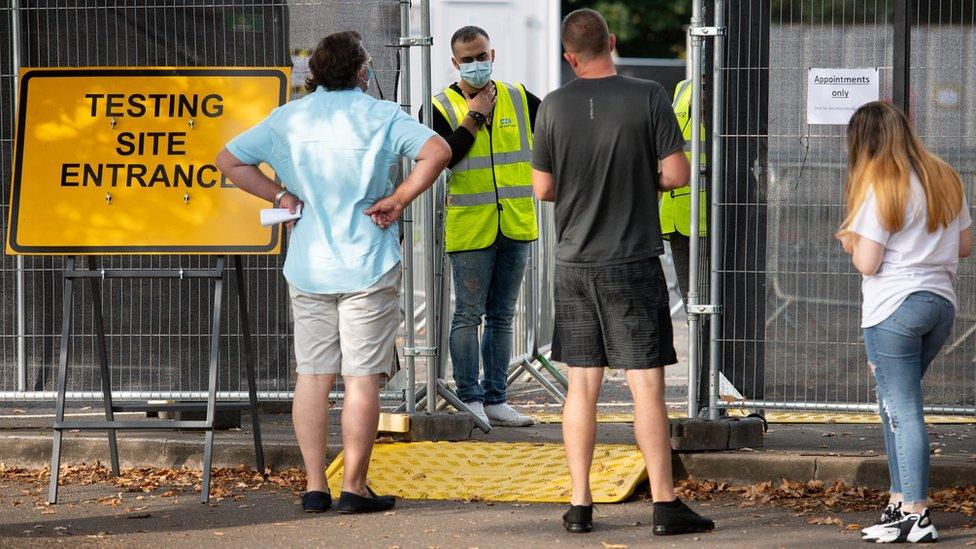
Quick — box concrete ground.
[1,480,975,548]
[2,316,974,546]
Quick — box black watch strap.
[468,110,487,127]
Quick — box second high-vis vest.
[660,78,708,237]
[433,81,538,253]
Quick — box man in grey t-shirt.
[531,8,714,536]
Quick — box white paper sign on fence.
[806,68,880,125]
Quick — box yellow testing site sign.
[6,67,290,255]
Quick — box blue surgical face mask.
[361,66,374,92]
[458,60,492,89]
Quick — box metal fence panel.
[0,1,402,400]
[716,0,976,413]
[1,0,556,404]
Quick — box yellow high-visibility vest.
[660,79,708,237]
[432,80,538,253]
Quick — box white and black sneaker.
[870,508,939,544]
[861,502,903,541]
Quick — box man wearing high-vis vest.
[662,78,711,415]
[426,25,540,427]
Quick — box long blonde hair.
[842,101,963,233]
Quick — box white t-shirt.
[849,173,972,327]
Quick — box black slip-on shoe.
[652,498,715,536]
[335,488,396,514]
[562,504,593,533]
[301,490,332,513]
[365,485,396,504]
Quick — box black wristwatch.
[467,110,487,127]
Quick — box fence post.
[418,0,439,413]
[398,0,417,414]
[707,0,726,421]
[893,0,910,114]
[11,0,26,393]
[686,0,705,419]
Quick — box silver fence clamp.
[690,26,726,37]
[100,268,106,280]
[179,268,184,281]
[398,36,433,47]
[402,346,436,357]
[686,304,722,316]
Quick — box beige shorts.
[289,266,401,377]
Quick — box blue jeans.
[863,291,955,504]
[449,235,529,405]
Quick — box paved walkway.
[1,481,974,548]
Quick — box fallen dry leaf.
[123,512,153,519]
[808,516,843,526]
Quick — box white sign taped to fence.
[806,68,879,125]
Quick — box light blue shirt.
[226,87,436,294]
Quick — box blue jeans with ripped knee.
[449,235,529,405]
[863,291,955,504]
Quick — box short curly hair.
[305,31,368,92]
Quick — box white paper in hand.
[260,205,302,227]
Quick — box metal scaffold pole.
[398,0,416,414]
[686,0,704,419]
[707,0,726,421]
[419,0,439,414]
[12,0,26,392]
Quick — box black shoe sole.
[653,524,714,536]
[335,507,393,515]
[335,501,395,515]
[563,521,592,533]
[303,507,330,513]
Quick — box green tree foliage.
[563,0,691,58]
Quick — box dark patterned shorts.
[552,258,677,369]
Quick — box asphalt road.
[1,481,974,548]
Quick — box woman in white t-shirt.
[836,102,972,543]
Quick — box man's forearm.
[445,128,476,168]
[215,149,281,202]
[459,114,480,138]
[226,166,281,202]
[391,158,441,207]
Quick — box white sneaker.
[484,402,535,427]
[463,400,491,427]
[861,502,902,540]
[872,508,939,544]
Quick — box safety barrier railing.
[0,1,560,408]
[694,0,976,417]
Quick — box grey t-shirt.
[532,75,685,266]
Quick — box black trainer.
[652,498,715,536]
[335,486,396,514]
[301,490,332,513]
[562,504,593,533]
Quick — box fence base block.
[670,417,764,451]
[392,412,476,442]
[171,409,242,431]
